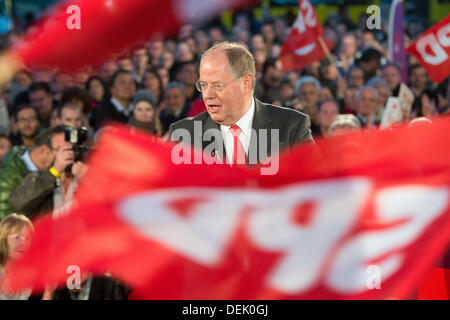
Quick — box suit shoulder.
[264,103,310,123]
[170,111,209,130]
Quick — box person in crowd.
[90,70,137,131]
[132,47,150,83]
[382,62,402,97]
[0,213,34,300]
[159,82,191,134]
[312,99,339,139]
[29,82,54,128]
[367,77,390,123]
[58,103,83,128]
[170,42,313,165]
[355,86,379,128]
[128,89,162,136]
[10,105,41,147]
[336,33,358,77]
[178,61,200,105]
[142,69,163,105]
[347,65,365,88]
[329,114,362,136]
[295,75,321,133]
[85,76,107,110]
[0,125,68,219]
[98,61,118,84]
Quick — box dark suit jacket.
[90,98,130,132]
[169,98,313,165]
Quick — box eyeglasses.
[196,77,241,93]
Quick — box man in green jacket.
[0,125,70,219]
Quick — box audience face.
[180,63,197,86]
[118,58,134,72]
[319,86,334,101]
[14,71,32,89]
[356,88,377,117]
[374,85,389,108]
[132,48,149,70]
[30,89,53,120]
[143,71,161,96]
[0,137,11,163]
[61,106,82,128]
[298,83,319,109]
[148,40,164,62]
[6,224,32,261]
[165,86,186,112]
[88,78,105,102]
[251,34,265,51]
[348,68,365,88]
[175,42,194,62]
[157,67,169,89]
[41,132,70,171]
[199,49,252,126]
[382,65,401,91]
[16,107,40,140]
[111,73,136,102]
[134,101,154,122]
[100,61,118,82]
[344,87,357,111]
[409,66,428,90]
[318,101,339,129]
[50,108,62,128]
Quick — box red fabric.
[5,116,450,300]
[230,124,247,165]
[187,98,206,117]
[10,0,256,72]
[279,0,334,72]
[406,14,450,83]
[417,267,450,300]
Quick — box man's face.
[409,67,428,89]
[180,63,197,86]
[340,35,357,57]
[382,66,401,90]
[41,133,71,170]
[100,61,118,82]
[111,73,136,101]
[375,86,389,108]
[61,106,82,128]
[30,89,53,120]
[299,83,319,108]
[199,50,249,126]
[165,87,185,112]
[357,89,377,116]
[348,69,365,88]
[318,102,339,128]
[16,108,40,138]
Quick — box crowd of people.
[0,6,449,299]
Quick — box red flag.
[5,117,450,300]
[9,0,256,72]
[406,14,450,83]
[279,0,334,72]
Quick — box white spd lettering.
[327,185,448,293]
[247,179,370,293]
[416,23,450,65]
[293,0,318,33]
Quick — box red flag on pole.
[9,0,256,72]
[279,0,334,72]
[5,116,450,300]
[406,14,450,84]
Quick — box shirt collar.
[220,98,255,138]
[21,149,39,172]
[111,97,133,116]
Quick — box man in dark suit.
[169,42,312,167]
[90,70,136,131]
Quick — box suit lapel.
[203,115,227,163]
[249,98,272,164]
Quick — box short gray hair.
[355,85,378,100]
[295,76,321,95]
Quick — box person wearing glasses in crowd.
[169,42,313,166]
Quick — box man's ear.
[242,73,253,95]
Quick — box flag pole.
[317,35,335,65]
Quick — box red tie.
[230,124,247,165]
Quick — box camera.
[64,127,89,170]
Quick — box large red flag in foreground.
[9,0,255,72]
[279,0,334,72]
[6,117,450,299]
[407,14,450,84]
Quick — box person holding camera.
[8,125,88,219]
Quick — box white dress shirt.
[220,99,255,164]
[111,97,133,117]
[21,150,39,172]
